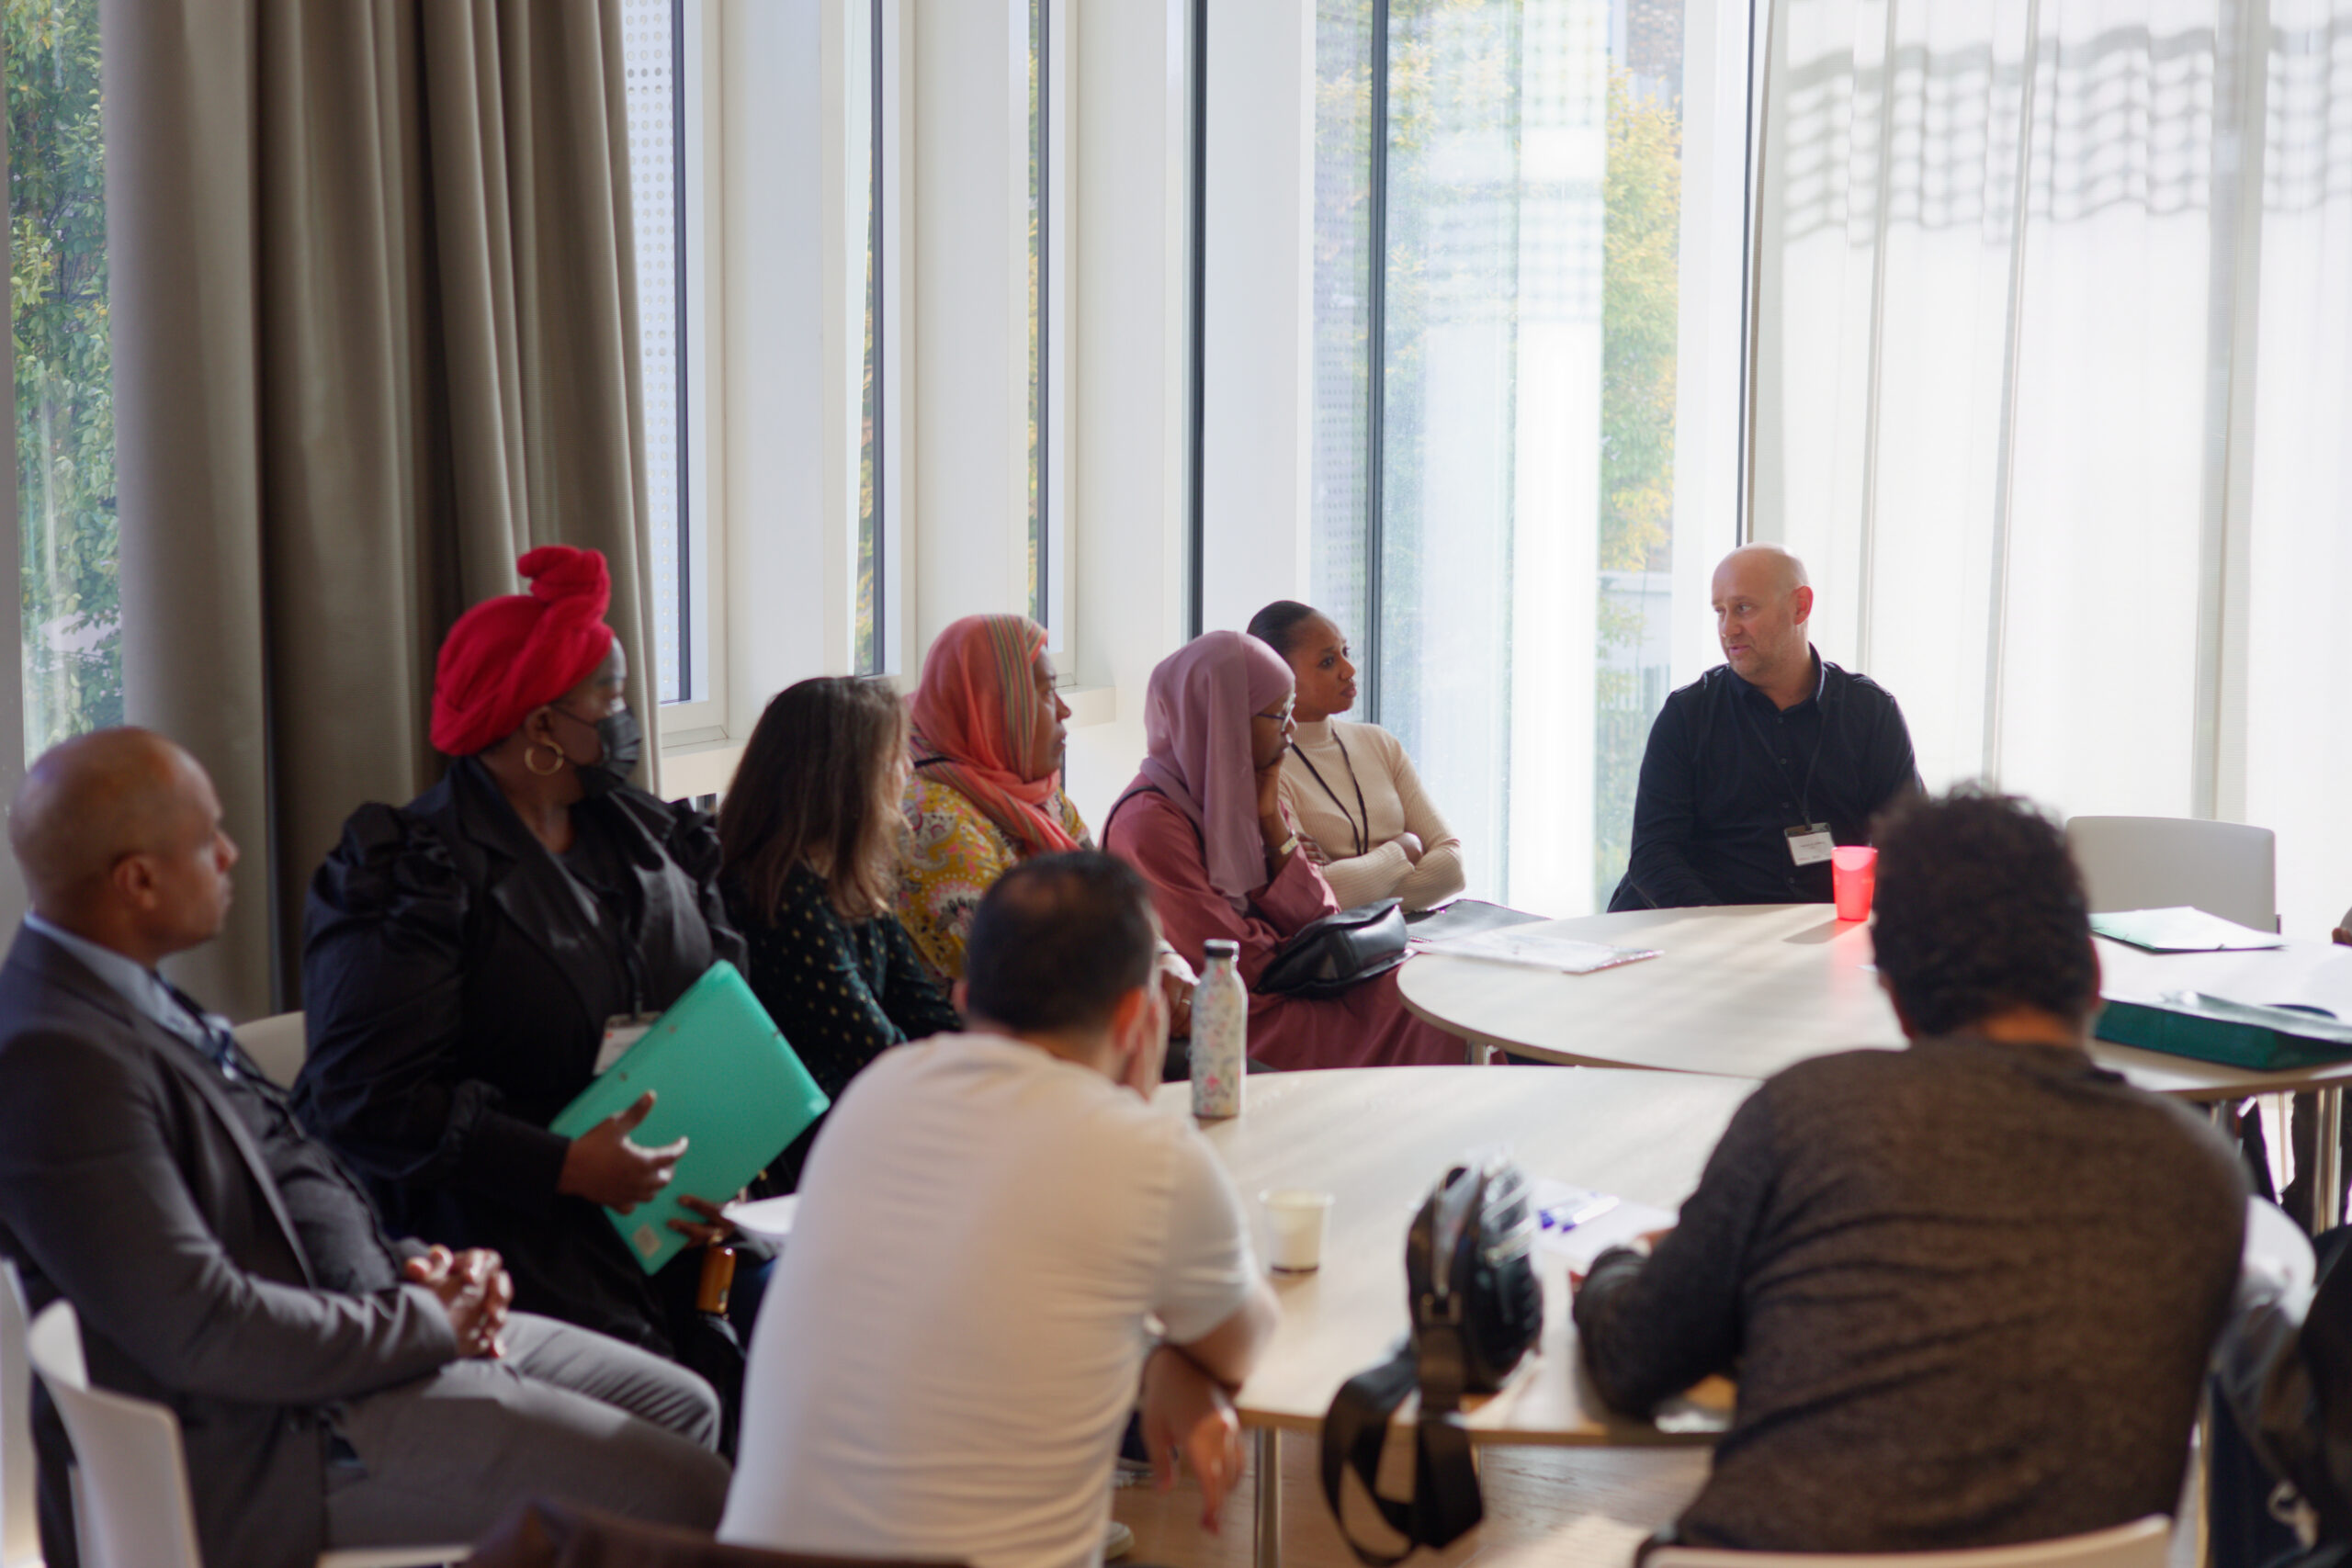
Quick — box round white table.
[1398,903,2352,1223]
[1400,903,2352,1091]
[1158,1066,1747,1566]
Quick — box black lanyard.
[1291,728,1371,858]
[1732,680,1829,826]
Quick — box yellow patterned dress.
[896,774,1094,983]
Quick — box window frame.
[650,0,728,743]
[1032,0,1075,659]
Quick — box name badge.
[594,1012,658,1075]
[1785,823,1835,866]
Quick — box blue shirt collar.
[24,913,215,1050]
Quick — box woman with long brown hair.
[718,677,959,1189]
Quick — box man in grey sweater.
[1575,785,2246,1552]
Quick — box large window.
[8,0,118,763]
[623,0,717,712]
[1313,0,1737,911]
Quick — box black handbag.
[1317,1156,1544,1565]
[2216,1232,2352,1567]
[1260,897,1409,998]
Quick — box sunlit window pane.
[856,0,882,674]
[621,0,689,704]
[1312,0,1690,912]
[1026,0,1046,626]
[8,0,121,763]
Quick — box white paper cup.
[1261,1189,1335,1274]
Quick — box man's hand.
[557,1090,686,1213]
[666,1191,737,1247]
[1140,1345,1243,1532]
[404,1245,512,1359]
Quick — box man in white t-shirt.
[720,851,1280,1568]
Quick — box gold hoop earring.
[524,742,567,777]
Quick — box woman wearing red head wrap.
[295,547,755,1436]
[1101,631,1461,1069]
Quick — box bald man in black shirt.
[1611,545,1919,910]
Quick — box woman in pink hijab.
[1102,631,1463,1069]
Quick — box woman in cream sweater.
[1245,600,1466,911]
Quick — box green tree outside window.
[8,0,121,763]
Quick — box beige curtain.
[100,0,659,1019]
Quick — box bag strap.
[1103,784,1206,859]
[1317,1325,1485,1566]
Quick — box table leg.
[2318,1087,2344,1233]
[2193,1389,2212,1568]
[1255,1427,1283,1568]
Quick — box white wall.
[716,0,833,742]
[673,0,1195,830]
[1057,0,1195,829]
[1195,0,1314,635]
[908,0,1033,644]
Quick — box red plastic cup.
[1832,845,1878,921]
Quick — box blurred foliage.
[857,199,878,673]
[1024,0,1041,626]
[8,0,120,761]
[1593,69,1683,905]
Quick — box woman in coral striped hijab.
[896,614,1091,981]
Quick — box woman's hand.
[1253,750,1287,831]
[1157,949,1196,1038]
[558,1090,687,1213]
[666,1191,737,1247]
[1396,831,1425,865]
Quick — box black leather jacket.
[294,756,747,1355]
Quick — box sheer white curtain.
[1752,0,2352,936]
[2243,2,2352,936]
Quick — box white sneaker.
[1104,1520,1136,1561]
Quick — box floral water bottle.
[1192,939,1246,1120]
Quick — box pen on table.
[1540,1195,1620,1232]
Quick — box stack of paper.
[2089,907,2285,953]
[1423,926,1664,976]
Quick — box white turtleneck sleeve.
[1276,719,1466,911]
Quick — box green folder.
[2095,991,2352,1072]
[550,961,830,1274]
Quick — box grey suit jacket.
[0,924,458,1568]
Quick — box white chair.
[2065,816,2278,932]
[2,1264,40,1568]
[2244,1195,2318,1314]
[24,1301,466,1568]
[230,1010,307,1089]
[1647,1516,2170,1568]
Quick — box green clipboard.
[549,960,829,1274]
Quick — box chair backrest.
[23,1302,204,1568]
[2065,816,2277,931]
[2245,1195,2318,1314]
[230,1010,308,1090]
[1646,1516,2170,1568]
[1,1263,40,1568]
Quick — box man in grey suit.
[0,728,731,1568]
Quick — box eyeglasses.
[1252,702,1295,725]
